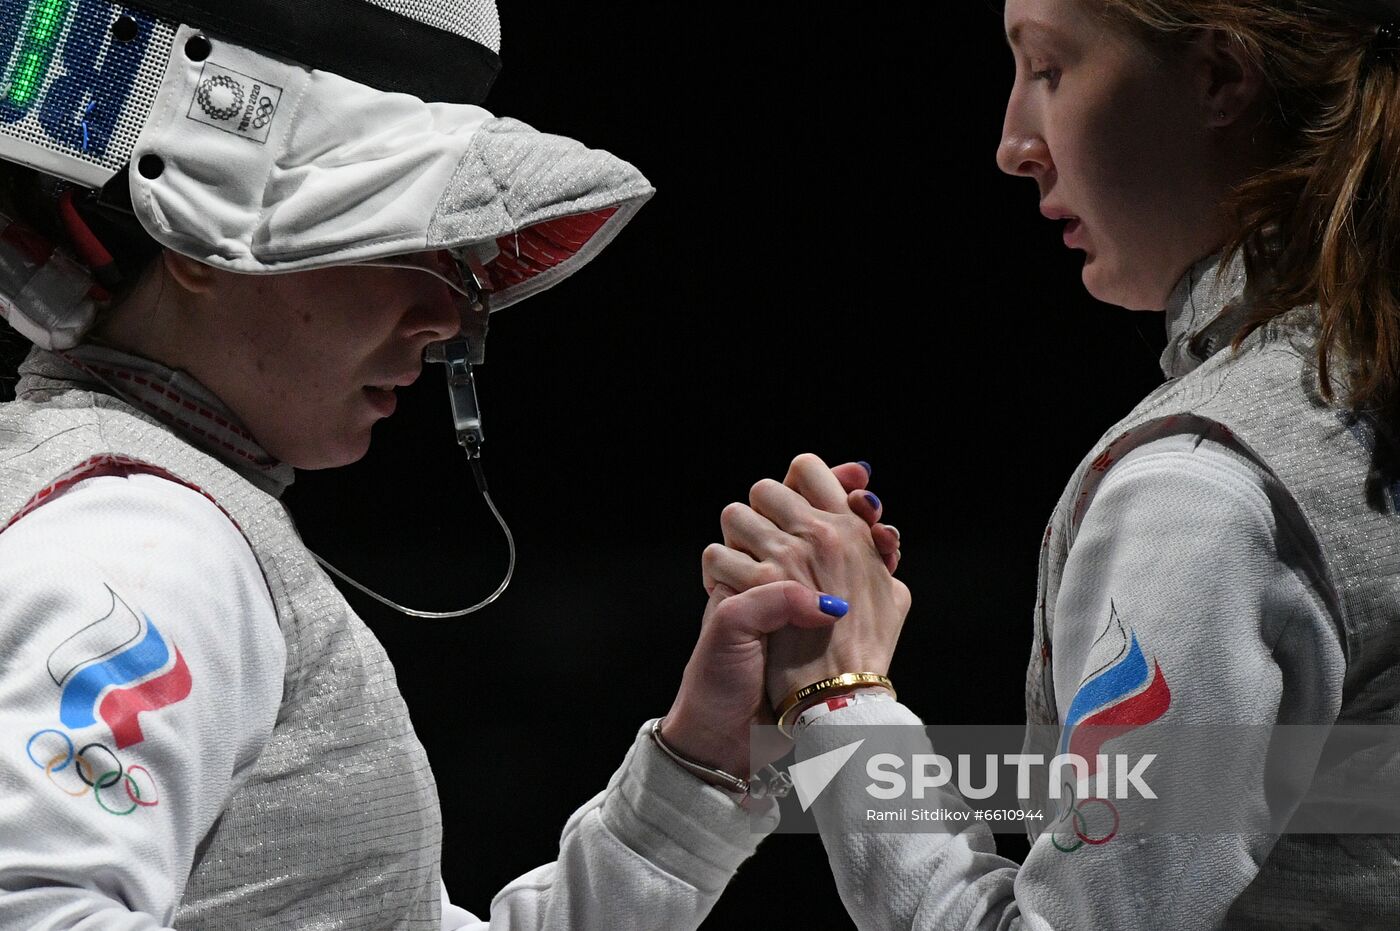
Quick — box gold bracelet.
[775,672,895,738]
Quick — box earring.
[1217,110,1228,123]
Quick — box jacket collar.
[15,343,295,497]
[1160,249,1251,380]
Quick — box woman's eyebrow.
[1006,19,1069,49]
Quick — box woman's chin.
[266,428,373,471]
[1081,255,1168,312]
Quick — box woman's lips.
[1040,206,1086,250]
[1063,218,1085,249]
[362,385,397,416]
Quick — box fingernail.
[819,594,850,618]
[857,460,872,476]
[864,492,881,512]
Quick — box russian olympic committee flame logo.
[1057,603,1172,768]
[47,585,192,748]
[24,586,192,815]
[1051,603,1171,851]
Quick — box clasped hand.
[662,454,910,783]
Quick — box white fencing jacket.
[793,251,1400,930]
[0,344,772,930]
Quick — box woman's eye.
[1031,66,1060,84]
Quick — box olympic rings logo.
[26,729,160,817]
[1050,780,1119,853]
[250,97,275,130]
[195,74,244,122]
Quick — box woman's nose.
[406,284,466,343]
[424,297,464,342]
[996,101,1051,180]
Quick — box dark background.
[282,5,1170,926]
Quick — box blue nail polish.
[819,595,850,618]
[865,492,881,512]
[857,460,873,476]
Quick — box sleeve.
[439,719,778,930]
[0,473,285,930]
[795,430,1347,930]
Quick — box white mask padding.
[0,217,100,351]
[130,25,653,312]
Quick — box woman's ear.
[161,249,219,296]
[1192,28,1265,128]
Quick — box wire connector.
[434,337,484,457]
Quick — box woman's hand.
[705,454,911,707]
[659,460,889,783]
[827,460,902,575]
[660,580,850,783]
[704,461,901,588]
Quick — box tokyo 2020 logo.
[195,74,244,121]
